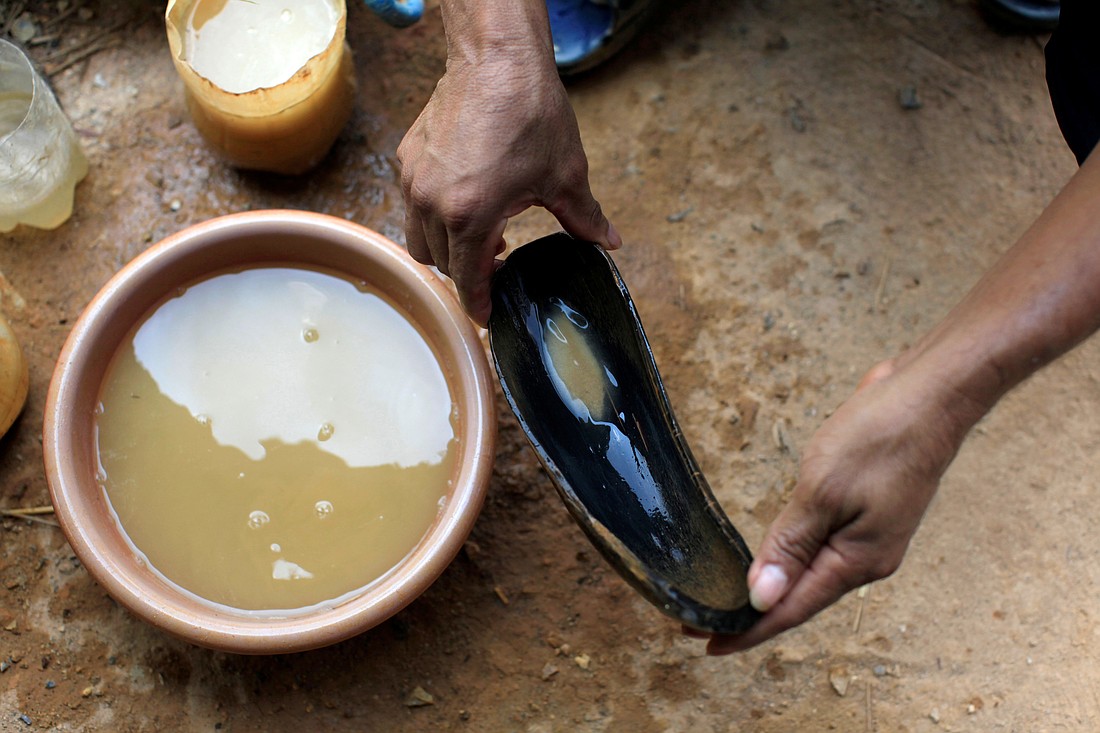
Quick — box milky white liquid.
[184,0,339,93]
[96,267,457,611]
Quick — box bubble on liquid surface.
[247,510,270,529]
[270,543,281,552]
[303,327,319,343]
[314,500,334,519]
[317,422,334,441]
[280,8,293,22]
[195,413,211,427]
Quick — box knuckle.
[810,482,847,517]
[436,192,479,233]
[399,167,414,197]
[769,524,821,568]
[868,548,904,580]
[583,199,606,230]
[844,546,903,588]
[564,151,591,179]
[406,180,432,209]
[557,159,591,193]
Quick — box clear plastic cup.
[0,39,88,233]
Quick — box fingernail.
[749,564,788,612]
[605,222,623,250]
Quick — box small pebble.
[45,680,56,689]
[898,85,923,111]
[666,207,693,223]
[574,654,591,670]
[789,109,807,133]
[764,32,789,52]
[12,16,38,43]
[169,199,182,212]
[403,686,434,708]
[19,713,32,726]
[873,664,886,677]
[929,708,941,724]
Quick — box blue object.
[547,0,616,68]
[546,0,657,76]
[362,0,423,28]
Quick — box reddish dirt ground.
[2,0,1096,731]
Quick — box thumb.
[547,181,622,251]
[748,491,833,612]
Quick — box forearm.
[900,149,1100,427]
[439,0,556,67]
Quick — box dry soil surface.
[2,0,1096,731]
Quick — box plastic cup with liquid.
[0,39,88,233]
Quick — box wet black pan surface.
[488,233,760,634]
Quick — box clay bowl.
[44,210,496,654]
[488,234,760,634]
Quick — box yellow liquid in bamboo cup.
[95,267,457,612]
[165,0,356,174]
[185,0,340,94]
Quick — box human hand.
[698,358,984,654]
[397,50,620,326]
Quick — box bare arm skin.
[397,0,621,326]
[701,148,1100,654]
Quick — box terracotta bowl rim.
[43,209,496,654]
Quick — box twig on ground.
[1,506,59,527]
[1,505,55,516]
[872,257,892,312]
[41,0,84,32]
[2,1,27,35]
[41,12,134,76]
[41,14,131,63]
[853,583,869,632]
[45,38,119,76]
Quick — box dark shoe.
[980,0,1059,32]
